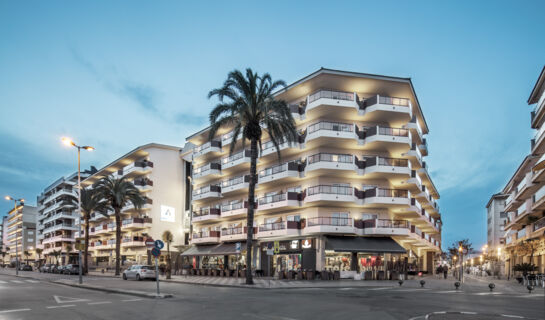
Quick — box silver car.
[122,265,156,281]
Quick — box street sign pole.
[155,257,160,295]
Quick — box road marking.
[0,308,31,314]
[461,312,477,315]
[122,298,144,302]
[46,305,76,309]
[25,280,40,283]
[54,295,89,303]
[11,280,24,283]
[0,280,6,284]
[368,287,392,290]
[87,301,112,305]
[393,288,430,292]
[436,290,461,293]
[501,315,525,318]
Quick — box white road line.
[87,301,112,305]
[25,280,40,283]
[0,308,31,314]
[11,280,24,283]
[46,305,76,309]
[368,287,392,290]
[436,290,461,293]
[501,315,525,318]
[122,298,144,302]
[0,280,6,283]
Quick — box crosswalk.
[0,279,40,284]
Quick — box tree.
[35,248,43,268]
[162,230,174,279]
[208,68,297,284]
[95,176,145,276]
[52,250,61,265]
[63,187,106,274]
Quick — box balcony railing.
[221,175,249,188]
[308,153,353,164]
[194,162,221,175]
[193,231,220,239]
[193,208,220,218]
[258,193,286,205]
[534,216,545,232]
[307,217,352,227]
[259,222,286,232]
[361,95,410,109]
[307,121,353,134]
[221,227,243,236]
[221,201,245,212]
[192,185,221,197]
[359,219,410,229]
[307,185,353,196]
[362,188,409,198]
[308,89,354,103]
[122,217,152,225]
[194,140,221,153]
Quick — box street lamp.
[5,196,24,276]
[458,245,464,282]
[62,137,94,285]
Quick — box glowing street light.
[61,137,94,284]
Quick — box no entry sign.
[145,238,155,249]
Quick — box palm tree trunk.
[84,216,90,274]
[115,210,122,276]
[245,138,258,285]
[166,242,171,279]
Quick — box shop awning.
[325,236,406,254]
[211,242,249,255]
[180,245,218,256]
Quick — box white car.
[122,265,156,281]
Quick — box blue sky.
[1,1,544,250]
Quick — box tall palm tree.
[95,176,145,276]
[162,230,174,279]
[64,187,106,273]
[35,248,43,268]
[208,68,297,284]
[52,250,61,265]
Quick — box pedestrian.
[443,265,448,279]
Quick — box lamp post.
[62,137,94,285]
[458,245,464,283]
[5,196,25,276]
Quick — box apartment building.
[486,193,508,250]
[81,143,188,268]
[5,204,37,263]
[181,68,442,279]
[37,172,90,264]
[503,66,545,274]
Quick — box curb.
[8,272,172,299]
[52,280,173,299]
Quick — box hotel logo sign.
[160,205,175,222]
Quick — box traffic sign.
[151,247,161,257]
[145,238,155,249]
[273,241,280,254]
[235,242,241,254]
[154,240,164,250]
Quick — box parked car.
[21,264,33,271]
[63,264,80,275]
[51,265,64,274]
[122,265,156,281]
[40,264,53,273]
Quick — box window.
[331,212,350,226]
[499,212,507,218]
[361,213,378,220]
[287,215,300,222]
[28,231,34,235]
[287,186,302,193]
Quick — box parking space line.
[88,301,112,305]
[0,308,31,314]
[46,305,76,309]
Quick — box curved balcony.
[356,126,411,155]
[305,153,356,177]
[356,219,410,236]
[258,162,302,187]
[193,162,221,184]
[221,175,250,195]
[304,185,357,205]
[358,94,412,124]
[401,170,423,193]
[192,185,221,201]
[402,143,423,169]
[403,117,423,145]
[193,140,222,162]
[122,217,152,230]
[220,226,256,242]
[358,156,411,183]
[303,217,355,235]
[358,188,411,209]
[191,231,220,244]
[122,160,153,178]
[192,208,221,223]
[305,90,358,120]
[221,150,252,173]
[221,201,249,219]
[257,221,301,239]
[257,192,301,213]
[121,237,145,247]
[305,121,358,149]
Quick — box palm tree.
[95,176,145,276]
[64,187,106,273]
[162,230,174,279]
[35,248,43,268]
[24,250,30,264]
[52,250,61,265]
[208,68,297,284]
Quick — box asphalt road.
[0,273,544,320]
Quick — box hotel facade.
[5,204,37,263]
[503,66,545,275]
[80,143,189,268]
[181,69,442,279]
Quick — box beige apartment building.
[81,143,189,268]
[181,68,442,279]
[5,204,37,264]
[503,66,545,275]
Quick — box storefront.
[181,242,255,274]
[324,236,407,280]
[259,238,316,277]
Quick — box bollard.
[527,285,534,294]
[454,281,461,290]
[398,280,404,286]
[488,283,495,292]
[419,280,425,288]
